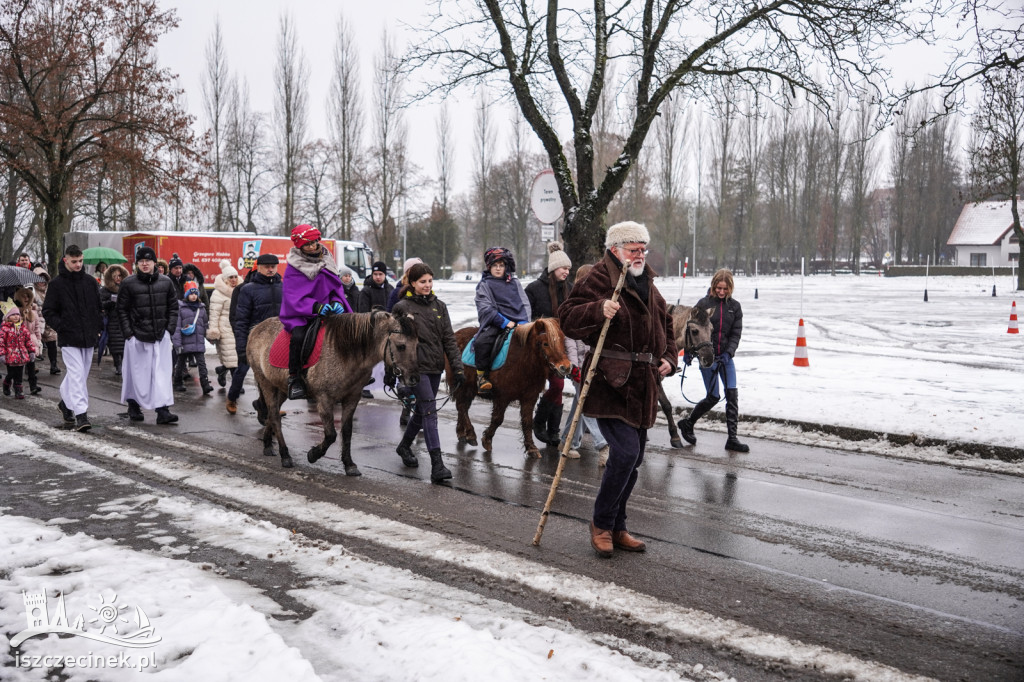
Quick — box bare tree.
[493,106,538,270]
[0,0,199,269]
[846,99,879,274]
[327,13,363,241]
[472,89,497,260]
[654,93,688,272]
[202,17,232,231]
[823,96,850,274]
[225,80,274,232]
[407,0,948,266]
[968,66,1023,289]
[362,29,408,271]
[273,12,309,233]
[434,104,456,273]
[708,83,739,267]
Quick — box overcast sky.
[157,0,500,203]
[155,1,981,207]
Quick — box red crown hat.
[291,224,321,248]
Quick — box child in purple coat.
[281,224,351,399]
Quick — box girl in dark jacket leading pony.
[391,262,464,482]
[677,268,749,452]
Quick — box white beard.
[628,262,645,276]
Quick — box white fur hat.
[604,221,650,249]
[219,258,239,278]
[546,242,571,273]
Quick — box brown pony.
[448,318,572,458]
[659,304,715,447]
[247,311,419,473]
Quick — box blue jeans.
[401,373,442,451]
[593,418,647,532]
[561,381,607,449]
[699,354,736,400]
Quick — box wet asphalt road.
[2,364,1023,681]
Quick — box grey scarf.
[286,245,340,280]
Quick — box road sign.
[530,170,563,225]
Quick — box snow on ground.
[435,273,1023,471]
[0,434,694,682]
[0,424,934,682]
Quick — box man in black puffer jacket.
[41,245,103,432]
[116,246,179,424]
[226,253,282,415]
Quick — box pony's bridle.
[384,329,405,383]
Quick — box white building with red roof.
[946,199,1020,267]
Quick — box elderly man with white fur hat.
[558,221,677,558]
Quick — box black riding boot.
[429,448,452,482]
[724,389,749,452]
[677,395,719,445]
[287,326,307,400]
[396,436,418,467]
[533,398,553,444]
[545,402,564,446]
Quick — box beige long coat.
[207,275,238,368]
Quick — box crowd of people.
[3,222,750,558]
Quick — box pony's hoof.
[467,437,478,446]
[481,437,492,452]
[670,438,684,449]
[344,465,362,477]
[263,447,275,457]
[307,448,324,464]
[527,448,542,458]
[281,455,294,468]
[457,437,468,445]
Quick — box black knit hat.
[168,254,184,269]
[256,253,279,265]
[372,261,388,274]
[135,246,157,262]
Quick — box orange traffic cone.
[1009,301,1019,334]
[793,318,810,366]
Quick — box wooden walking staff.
[533,261,629,547]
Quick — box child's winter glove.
[28,353,35,362]
[0,356,6,365]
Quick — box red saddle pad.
[268,327,326,369]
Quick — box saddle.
[461,327,513,371]
[269,317,326,369]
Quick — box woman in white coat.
[207,259,239,387]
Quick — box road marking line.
[0,408,934,682]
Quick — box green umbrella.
[81,246,128,265]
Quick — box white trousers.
[59,346,94,415]
[121,334,174,411]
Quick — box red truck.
[63,230,375,285]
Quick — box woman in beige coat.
[207,259,239,387]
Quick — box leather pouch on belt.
[597,354,631,388]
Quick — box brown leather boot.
[589,521,613,558]
[612,529,647,552]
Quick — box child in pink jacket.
[0,303,38,399]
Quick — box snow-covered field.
[438,272,1023,467]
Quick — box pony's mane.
[513,317,565,345]
[322,312,386,358]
